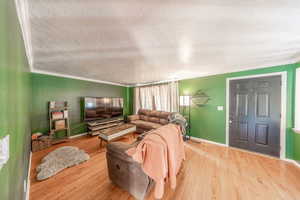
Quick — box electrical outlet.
[217,106,224,111]
[24,179,27,193]
[0,135,10,170]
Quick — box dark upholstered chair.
[106,141,154,200]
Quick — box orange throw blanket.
[126,124,185,199]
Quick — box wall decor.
[192,90,210,106]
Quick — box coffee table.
[98,123,136,148]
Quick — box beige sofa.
[127,109,172,133]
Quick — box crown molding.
[31,69,129,87]
[134,78,179,87]
[30,59,298,88]
[133,59,298,87]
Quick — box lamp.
[179,95,191,140]
[179,91,210,141]
[180,96,190,106]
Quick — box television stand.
[87,117,124,136]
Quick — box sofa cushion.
[149,110,161,117]
[128,114,140,121]
[137,109,171,118]
[138,109,151,116]
[140,115,149,121]
[148,117,160,123]
[159,118,169,125]
[159,111,170,119]
[131,120,162,130]
[147,110,171,119]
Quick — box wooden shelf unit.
[49,101,71,143]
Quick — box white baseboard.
[26,151,32,200]
[190,136,228,147]
[284,158,300,168]
[68,132,88,139]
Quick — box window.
[294,68,300,133]
[134,82,179,113]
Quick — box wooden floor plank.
[30,135,300,200]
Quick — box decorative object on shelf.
[55,120,66,130]
[63,110,68,118]
[49,101,70,144]
[179,95,191,140]
[31,132,43,140]
[32,135,52,152]
[52,111,63,120]
[49,101,55,109]
[191,90,210,107]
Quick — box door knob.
[229,120,233,124]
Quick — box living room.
[1,0,300,200]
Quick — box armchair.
[106,141,154,200]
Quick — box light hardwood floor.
[30,135,300,200]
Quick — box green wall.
[179,64,298,160]
[31,73,133,136]
[294,63,300,160]
[125,87,134,115]
[0,0,32,199]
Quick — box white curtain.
[134,81,179,113]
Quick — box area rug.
[36,146,90,181]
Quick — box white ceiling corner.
[16,0,300,86]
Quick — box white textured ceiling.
[24,0,300,86]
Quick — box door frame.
[225,72,287,159]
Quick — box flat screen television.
[83,97,124,121]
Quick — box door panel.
[256,93,269,118]
[229,76,281,157]
[238,122,249,141]
[229,80,252,150]
[236,94,248,117]
[255,123,269,145]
